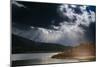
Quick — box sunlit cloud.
[31,4,95,45]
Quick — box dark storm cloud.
[12,1,96,46]
[12,1,60,28]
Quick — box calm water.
[12,52,79,66]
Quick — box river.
[11,52,79,66]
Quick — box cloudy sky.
[12,1,96,46]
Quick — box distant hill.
[12,34,71,53]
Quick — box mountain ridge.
[12,34,71,53]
